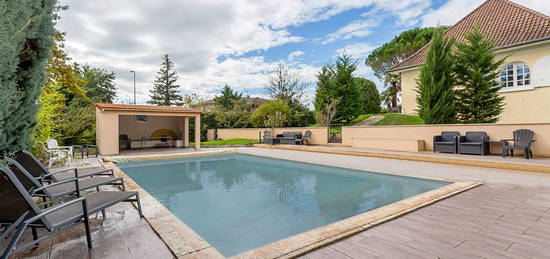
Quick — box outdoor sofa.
[433,131,460,154]
[277,132,302,145]
[458,131,489,155]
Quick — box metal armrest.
[23,197,87,225]
[77,168,114,178]
[31,178,81,197]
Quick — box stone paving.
[10,148,550,258]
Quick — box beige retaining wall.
[215,127,328,145]
[343,123,550,157]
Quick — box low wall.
[343,123,550,157]
[215,127,328,145]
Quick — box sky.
[57,0,550,105]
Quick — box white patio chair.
[43,139,73,168]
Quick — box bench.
[351,138,425,152]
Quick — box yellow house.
[390,0,550,123]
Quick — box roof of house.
[390,0,550,72]
[95,103,202,113]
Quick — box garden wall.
[343,123,550,157]
[215,127,328,145]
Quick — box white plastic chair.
[43,139,73,168]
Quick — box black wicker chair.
[263,131,278,145]
[458,131,489,155]
[502,129,535,159]
[433,131,460,154]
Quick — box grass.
[351,113,425,126]
[200,138,257,146]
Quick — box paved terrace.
[12,147,550,258]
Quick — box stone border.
[255,144,550,174]
[103,149,480,259]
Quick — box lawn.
[351,113,425,126]
[200,138,257,146]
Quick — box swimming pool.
[116,153,449,256]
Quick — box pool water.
[116,153,449,256]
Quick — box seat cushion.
[45,191,137,229]
[46,177,122,197]
[460,142,483,145]
[435,142,455,145]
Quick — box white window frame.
[499,62,532,92]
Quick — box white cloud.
[56,0,436,104]
[322,19,378,44]
[336,42,376,59]
[421,0,550,27]
[288,51,305,61]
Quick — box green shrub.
[250,101,290,127]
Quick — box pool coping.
[102,149,480,259]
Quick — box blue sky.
[58,0,549,105]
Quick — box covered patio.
[95,103,202,156]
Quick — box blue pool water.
[116,153,449,256]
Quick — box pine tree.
[454,27,505,123]
[0,0,57,155]
[416,31,457,124]
[148,54,183,106]
[314,55,363,123]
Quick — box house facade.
[390,0,550,123]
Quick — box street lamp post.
[130,70,136,104]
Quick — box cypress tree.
[148,54,183,106]
[416,31,456,124]
[0,0,57,154]
[355,77,381,114]
[454,27,505,123]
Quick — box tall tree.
[148,54,183,106]
[266,64,305,106]
[0,0,57,154]
[416,31,457,124]
[454,27,506,123]
[212,85,249,128]
[355,77,381,114]
[46,31,88,103]
[213,85,242,109]
[366,27,447,112]
[314,54,363,123]
[78,65,117,103]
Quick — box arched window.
[500,62,530,88]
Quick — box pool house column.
[194,114,201,150]
[184,116,190,147]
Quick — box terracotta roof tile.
[390,0,550,71]
[95,103,201,113]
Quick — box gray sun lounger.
[14,150,124,192]
[15,150,116,182]
[7,160,143,219]
[7,159,123,200]
[1,211,29,259]
[0,166,143,254]
[0,167,92,252]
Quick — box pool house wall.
[96,104,202,155]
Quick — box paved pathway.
[300,184,550,259]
